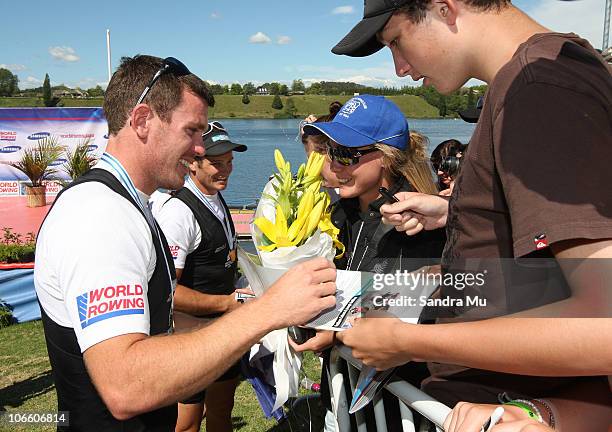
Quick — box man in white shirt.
[156,122,248,432]
[34,54,337,431]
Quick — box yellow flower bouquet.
[251,149,344,266]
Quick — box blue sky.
[1,0,607,90]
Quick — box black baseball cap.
[332,0,410,57]
[201,121,248,156]
[458,96,484,123]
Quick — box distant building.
[288,90,305,96]
[256,86,270,95]
[53,89,89,99]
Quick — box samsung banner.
[0,108,108,196]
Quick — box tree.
[42,74,60,107]
[0,68,19,96]
[243,82,256,95]
[284,97,297,117]
[242,93,250,105]
[209,84,225,95]
[230,83,243,95]
[87,85,104,98]
[279,84,289,96]
[222,84,230,94]
[439,95,448,117]
[271,94,283,110]
[291,79,305,93]
[306,82,322,95]
[269,82,281,95]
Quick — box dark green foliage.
[42,74,60,107]
[0,68,19,96]
[284,97,297,117]
[271,94,283,110]
[242,93,250,104]
[1,227,36,263]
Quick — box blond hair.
[376,131,438,195]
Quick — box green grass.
[0,321,325,431]
[0,94,439,118]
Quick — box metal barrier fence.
[329,345,451,432]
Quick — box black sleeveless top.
[38,168,177,431]
[171,188,236,314]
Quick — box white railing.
[329,345,451,432]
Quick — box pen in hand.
[378,187,399,204]
[481,406,505,432]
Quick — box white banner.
[0,107,108,196]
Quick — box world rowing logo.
[77,284,145,329]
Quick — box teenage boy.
[332,1,612,429]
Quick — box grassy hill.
[0,94,440,118]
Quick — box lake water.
[217,119,477,206]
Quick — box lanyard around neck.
[347,221,368,271]
[98,153,175,285]
[186,177,235,250]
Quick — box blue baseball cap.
[302,95,409,150]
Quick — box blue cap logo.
[339,97,368,118]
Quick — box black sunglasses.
[326,144,379,166]
[202,121,226,138]
[135,57,191,105]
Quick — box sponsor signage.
[27,132,51,140]
[59,133,95,139]
[0,145,21,153]
[0,131,17,141]
[0,181,19,195]
[41,180,62,194]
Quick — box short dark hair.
[397,0,511,23]
[103,55,215,136]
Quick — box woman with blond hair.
[299,95,446,430]
[302,95,444,275]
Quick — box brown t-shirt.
[425,33,612,405]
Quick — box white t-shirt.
[149,190,173,217]
[35,166,157,353]
[155,180,225,270]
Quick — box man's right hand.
[260,257,336,329]
[288,330,335,355]
[380,192,449,235]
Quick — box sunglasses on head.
[326,144,379,166]
[135,57,191,106]
[202,121,226,138]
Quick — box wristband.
[533,399,556,429]
[503,400,543,423]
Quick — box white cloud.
[210,12,221,19]
[249,32,272,44]
[332,6,354,15]
[277,35,291,45]
[21,76,42,89]
[0,64,26,72]
[528,0,605,49]
[48,46,80,62]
